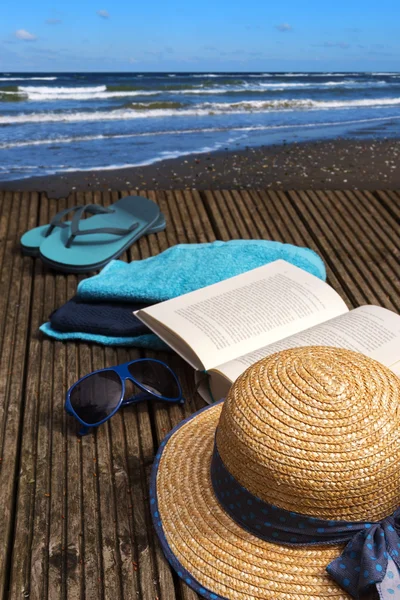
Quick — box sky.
[0,0,399,72]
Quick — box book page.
[136,260,348,371]
[217,305,400,382]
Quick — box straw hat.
[151,347,400,599]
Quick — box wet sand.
[2,138,400,198]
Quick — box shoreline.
[1,138,400,197]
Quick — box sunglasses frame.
[65,358,184,435]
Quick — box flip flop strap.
[65,205,139,248]
[46,204,113,237]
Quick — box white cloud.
[97,10,110,18]
[275,23,292,32]
[45,19,62,25]
[129,58,138,64]
[15,29,37,41]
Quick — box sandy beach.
[2,138,400,198]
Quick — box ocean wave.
[312,97,400,108]
[1,115,397,150]
[3,96,400,125]
[256,80,369,88]
[205,97,400,110]
[122,101,188,110]
[15,85,160,101]
[20,85,108,94]
[106,84,154,91]
[4,79,393,103]
[0,128,256,149]
[24,91,159,101]
[174,80,387,94]
[0,130,226,149]
[0,76,58,81]
[276,73,354,77]
[192,73,219,78]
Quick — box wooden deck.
[0,189,399,600]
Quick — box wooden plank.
[139,190,212,600]
[213,189,350,305]
[200,190,240,239]
[286,190,371,308]
[0,192,38,600]
[64,258,84,600]
[44,196,68,600]
[6,192,44,600]
[81,190,123,597]
[309,190,397,309]
[91,345,122,600]
[134,191,184,600]
[347,190,400,250]
[67,191,103,600]
[182,189,215,244]
[26,197,59,600]
[374,190,400,222]
[105,346,140,600]
[339,190,399,304]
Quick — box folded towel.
[40,323,168,350]
[77,240,326,303]
[49,296,151,336]
[40,240,326,348]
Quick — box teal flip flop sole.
[21,211,166,257]
[40,242,143,273]
[39,196,161,273]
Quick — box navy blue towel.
[50,296,152,337]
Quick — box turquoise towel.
[41,240,326,347]
[78,240,325,301]
[40,325,168,350]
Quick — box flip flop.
[39,196,162,273]
[21,202,166,257]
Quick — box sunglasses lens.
[69,370,122,424]
[127,360,180,399]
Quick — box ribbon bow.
[211,445,400,599]
[327,512,400,598]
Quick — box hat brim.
[151,402,351,599]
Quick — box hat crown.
[216,346,400,521]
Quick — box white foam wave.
[256,80,365,88]
[171,80,389,94]
[21,89,159,101]
[19,85,107,94]
[312,97,400,108]
[192,73,219,77]
[277,73,354,77]
[0,76,58,81]
[3,96,400,125]
[199,97,400,110]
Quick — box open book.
[135,260,400,403]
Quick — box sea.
[1,71,400,182]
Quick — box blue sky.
[1,0,399,72]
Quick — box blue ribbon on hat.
[211,445,400,599]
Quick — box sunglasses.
[65,358,183,435]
